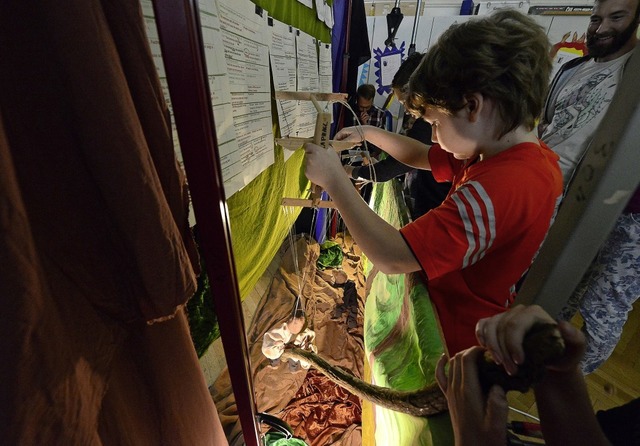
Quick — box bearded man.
[539,0,640,374]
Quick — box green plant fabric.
[317,240,344,270]
[187,253,220,357]
[263,432,309,446]
[252,0,332,43]
[364,180,454,446]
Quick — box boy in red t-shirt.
[304,10,563,355]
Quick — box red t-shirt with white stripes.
[400,142,563,355]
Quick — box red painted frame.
[151,1,261,444]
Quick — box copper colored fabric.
[212,235,365,445]
[280,369,362,445]
[0,1,226,444]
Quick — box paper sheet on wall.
[140,1,182,165]
[314,0,326,22]
[295,30,321,138]
[323,3,334,28]
[268,18,298,160]
[318,42,333,94]
[197,0,247,197]
[217,0,275,190]
[380,52,402,87]
[318,41,334,125]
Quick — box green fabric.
[228,147,307,299]
[317,240,344,270]
[263,432,308,446]
[252,0,332,43]
[365,180,454,446]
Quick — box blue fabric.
[559,213,640,373]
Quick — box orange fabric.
[0,1,225,444]
[280,369,362,445]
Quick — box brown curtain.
[0,0,227,444]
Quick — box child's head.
[405,10,552,138]
[287,308,307,335]
[391,52,424,102]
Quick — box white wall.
[359,0,593,127]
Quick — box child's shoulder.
[486,142,559,173]
[464,142,561,195]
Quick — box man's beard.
[587,19,638,58]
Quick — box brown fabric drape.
[0,1,226,444]
[212,235,364,446]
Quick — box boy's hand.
[334,126,365,146]
[304,142,347,191]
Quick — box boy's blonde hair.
[405,10,552,138]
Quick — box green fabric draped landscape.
[365,179,454,446]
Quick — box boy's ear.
[463,93,483,122]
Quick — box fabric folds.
[0,1,225,444]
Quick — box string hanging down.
[277,91,346,209]
[277,91,378,207]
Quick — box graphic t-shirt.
[541,53,631,185]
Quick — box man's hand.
[436,348,509,446]
[475,304,585,377]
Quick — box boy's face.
[422,107,477,160]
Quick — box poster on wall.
[543,15,589,77]
[360,13,420,120]
[197,0,246,197]
[295,29,321,138]
[269,17,299,159]
[217,0,275,193]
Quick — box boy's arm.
[350,156,412,182]
[335,125,432,169]
[304,143,422,274]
